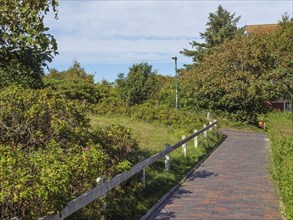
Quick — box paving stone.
[149,130,282,220]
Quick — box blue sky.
[44,0,292,83]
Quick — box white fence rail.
[38,120,217,220]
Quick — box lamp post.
[171,56,178,109]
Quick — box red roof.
[246,24,278,34]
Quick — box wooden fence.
[38,120,217,220]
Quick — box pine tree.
[180,5,244,64]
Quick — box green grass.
[90,114,223,219]
[90,115,179,154]
[267,112,293,219]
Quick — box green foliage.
[0,86,90,149]
[96,102,208,135]
[180,17,292,123]
[95,80,118,103]
[150,75,176,108]
[92,125,140,176]
[44,62,101,104]
[116,62,158,106]
[181,5,244,64]
[267,112,293,219]
[0,141,107,219]
[0,86,141,219]
[268,15,293,101]
[105,179,145,219]
[45,62,119,104]
[0,0,58,89]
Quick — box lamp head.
[171,56,177,61]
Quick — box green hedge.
[95,101,209,135]
[0,87,140,219]
[267,112,293,219]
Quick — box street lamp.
[171,56,178,109]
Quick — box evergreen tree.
[116,62,158,106]
[181,5,244,64]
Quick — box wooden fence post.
[96,177,106,220]
[165,144,171,172]
[194,129,198,148]
[207,112,210,120]
[182,135,187,158]
[203,124,207,138]
[209,121,213,131]
[139,156,146,188]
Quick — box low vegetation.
[95,101,209,135]
[267,112,293,219]
[0,86,140,219]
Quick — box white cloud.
[44,0,292,80]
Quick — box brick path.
[149,130,282,220]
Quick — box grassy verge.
[90,115,178,154]
[267,112,293,219]
[90,115,222,219]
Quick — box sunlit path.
[149,130,282,220]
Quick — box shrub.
[95,101,208,135]
[44,62,102,104]
[0,87,141,219]
[0,143,106,219]
[0,86,90,149]
[267,112,293,219]
[91,125,140,176]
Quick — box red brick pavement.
[149,130,282,220]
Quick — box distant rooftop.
[246,24,278,34]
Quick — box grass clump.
[267,112,293,219]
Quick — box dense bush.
[0,143,106,219]
[0,86,90,149]
[92,125,140,176]
[267,112,293,219]
[95,101,208,134]
[44,62,101,104]
[0,87,140,219]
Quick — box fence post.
[194,129,198,148]
[182,135,187,158]
[203,124,207,138]
[214,119,217,127]
[165,144,171,172]
[96,177,106,220]
[207,112,210,120]
[209,121,213,131]
[139,156,146,188]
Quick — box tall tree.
[181,5,244,64]
[268,14,293,102]
[0,0,58,89]
[180,17,292,123]
[116,62,158,106]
